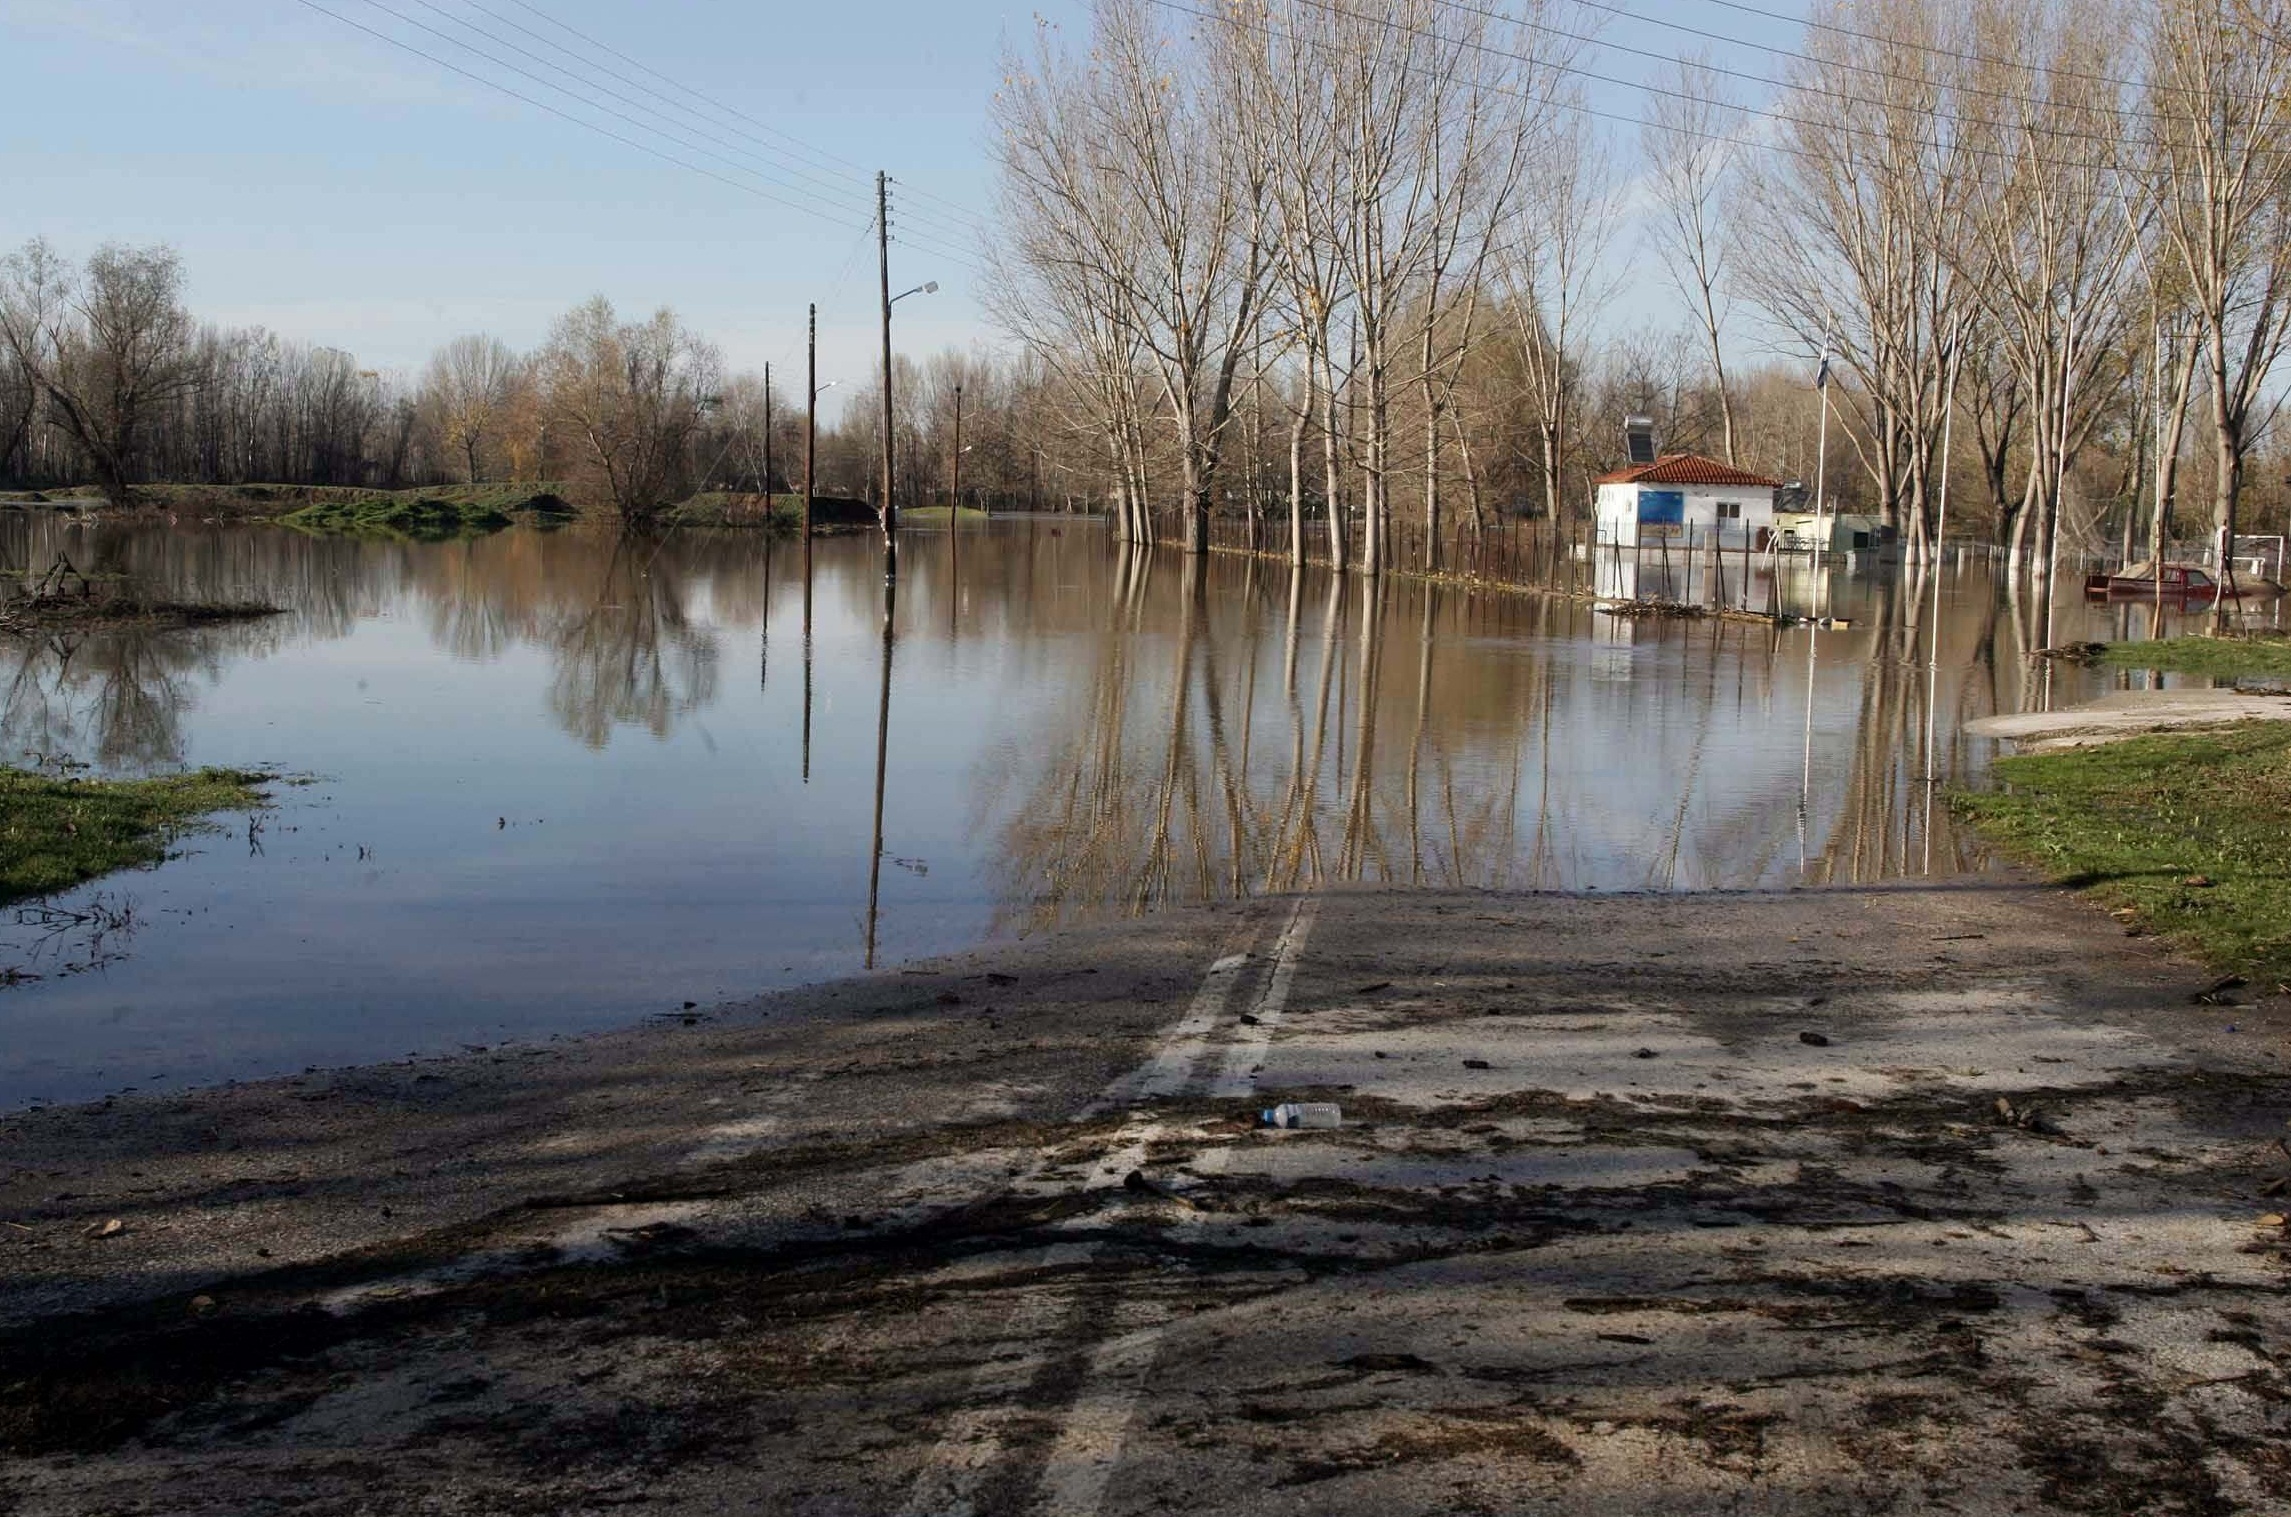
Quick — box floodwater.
[0,514,2276,1108]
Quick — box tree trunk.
[1289,370,1310,570]
[1420,321,1441,573]
[1320,345,1347,571]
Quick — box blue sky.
[1,1,1807,412]
[0,0,1061,406]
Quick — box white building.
[1592,455,1784,549]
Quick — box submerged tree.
[422,334,523,485]
[538,298,721,526]
[0,239,197,507]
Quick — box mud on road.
[4,882,2290,1515]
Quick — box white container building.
[1592,455,1784,550]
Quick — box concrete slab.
[1967,687,2291,750]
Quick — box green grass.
[58,481,583,530]
[2097,635,2291,680]
[0,766,272,907]
[662,492,803,531]
[902,506,994,522]
[279,493,519,541]
[1951,725,2291,988]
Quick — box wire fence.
[1184,513,1837,618]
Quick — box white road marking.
[1030,900,1318,1515]
[1028,1148,1236,1515]
[1087,942,1257,1116]
[1209,896,1319,1099]
[899,1242,1098,1517]
[1028,1319,1166,1514]
[903,912,1278,1514]
[679,1114,782,1167]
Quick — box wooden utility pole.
[949,381,963,587]
[878,170,899,580]
[762,361,774,503]
[804,304,817,592]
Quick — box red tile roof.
[1592,454,1785,489]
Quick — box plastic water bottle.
[1261,1102,1341,1130]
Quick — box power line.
[441,0,988,245]
[407,1,879,213]
[388,0,876,219]
[298,0,984,276]
[1407,0,2200,144]
[353,0,985,264]
[290,0,980,278]
[495,0,988,227]
[1680,0,2241,103]
[1287,0,2149,169]
[1177,0,2185,178]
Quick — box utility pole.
[804,305,818,594]
[949,381,963,587]
[878,170,899,581]
[763,361,774,503]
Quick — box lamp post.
[879,273,939,579]
[805,367,842,585]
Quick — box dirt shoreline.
[4,882,2288,1514]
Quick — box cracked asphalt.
[4,881,2290,1515]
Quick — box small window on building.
[1717,501,1742,521]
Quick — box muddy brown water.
[0,513,2272,1108]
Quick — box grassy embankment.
[0,766,272,909]
[9,482,897,535]
[901,505,994,523]
[662,492,802,530]
[1952,724,2291,989]
[5,482,580,534]
[277,484,578,541]
[2095,635,2291,681]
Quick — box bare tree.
[989,2,1267,556]
[422,334,521,484]
[538,297,721,525]
[1737,0,1978,555]
[2144,0,2291,593]
[0,239,196,506]
[987,16,1161,544]
[1641,55,1741,465]
[1504,107,1618,530]
[1957,0,2140,586]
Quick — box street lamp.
[879,272,940,577]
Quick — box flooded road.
[0,514,2269,1107]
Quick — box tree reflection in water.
[6,511,2241,977]
[970,534,2126,935]
[543,533,721,749]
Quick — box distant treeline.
[984,0,2291,579]
[0,239,1087,524]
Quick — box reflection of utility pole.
[864,577,898,968]
[950,381,963,592]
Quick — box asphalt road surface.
[4,882,2289,1514]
